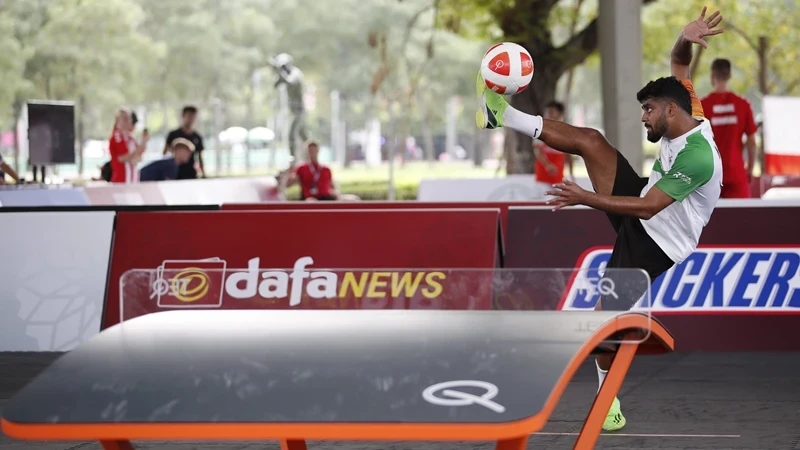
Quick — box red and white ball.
[480,42,534,95]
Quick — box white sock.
[596,359,607,393]
[502,106,543,139]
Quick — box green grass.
[284,161,500,200]
[331,161,498,184]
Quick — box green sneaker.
[475,73,508,130]
[602,397,626,431]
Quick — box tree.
[643,0,800,100]
[439,0,657,174]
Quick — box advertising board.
[221,201,542,237]
[504,204,800,350]
[103,209,502,328]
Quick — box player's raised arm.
[670,7,724,80]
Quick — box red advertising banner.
[504,205,800,351]
[221,201,543,236]
[104,209,502,328]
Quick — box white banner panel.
[417,175,594,201]
[763,95,800,156]
[0,212,114,351]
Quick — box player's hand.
[682,6,724,48]
[545,179,588,210]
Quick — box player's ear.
[666,101,677,118]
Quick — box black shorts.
[600,150,675,311]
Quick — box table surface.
[2,309,641,426]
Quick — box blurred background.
[0,0,798,200]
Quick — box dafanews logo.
[154,259,227,308]
[563,246,800,312]
[153,257,446,308]
[225,257,445,306]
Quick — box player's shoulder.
[682,129,716,158]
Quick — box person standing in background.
[109,109,144,184]
[533,101,573,189]
[701,58,758,198]
[164,106,205,179]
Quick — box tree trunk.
[505,62,561,174]
[12,98,23,174]
[421,105,435,164]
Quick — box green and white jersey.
[640,118,722,264]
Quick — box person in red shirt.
[283,140,361,201]
[533,101,573,186]
[701,58,758,198]
[108,109,146,184]
[290,140,337,200]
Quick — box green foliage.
[642,0,800,104]
[0,0,484,144]
[284,180,419,201]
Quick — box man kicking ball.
[477,7,724,431]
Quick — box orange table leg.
[281,439,308,450]
[100,440,134,450]
[495,435,529,450]
[572,337,638,450]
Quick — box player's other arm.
[548,142,714,219]
[671,7,724,80]
[570,186,675,220]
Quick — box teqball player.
[477,8,724,431]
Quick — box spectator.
[533,101,573,189]
[140,138,195,182]
[109,108,145,184]
[285,140,359,201]
[0,153,20,184]
[701,58,758,198]
[164,106,205,179]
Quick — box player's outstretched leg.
[476,74,619,196]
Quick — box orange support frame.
[2,313,674,450]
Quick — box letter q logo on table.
[422,380,506,413]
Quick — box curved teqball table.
[1,309,673,450]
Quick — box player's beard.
[645,116,668,143]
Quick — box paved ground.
[1,351,799,449]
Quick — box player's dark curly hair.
[636,76,692,115]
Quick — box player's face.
[640,100,668,143]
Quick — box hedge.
[284,180,419,201]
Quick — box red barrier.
[504,204,800,351]
[221,201,542,237]
[103,209,502,329]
